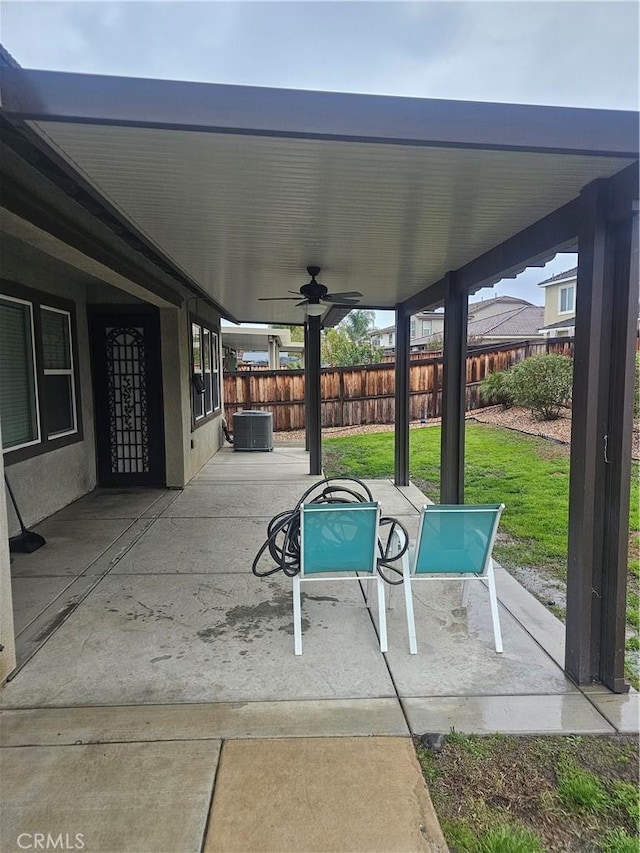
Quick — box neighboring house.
[370,311,444,353]
[372,296,543,353]
[537,267,577,337]
[466,304,545,344]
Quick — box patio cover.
[0,67,637,324]
[1,65,639,694]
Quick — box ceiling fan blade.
[257,296,302,301]
[326,291,363,299]
[322,295,361,304]
[295,300,309,307]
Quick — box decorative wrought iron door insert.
[105,327,149,474]
[90,311,165,487]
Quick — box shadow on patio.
[2,445,636,739]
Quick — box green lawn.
[323,424,640,681]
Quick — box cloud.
[2,1,637,107]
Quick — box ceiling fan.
[258,266,362,314]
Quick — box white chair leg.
[486,562,503,654]
[387,526,407,612]
[365,575,374,609]
[376,575,388,653]
[293,575,303,655]
[403,561,417,654]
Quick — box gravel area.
[275,405,640,460]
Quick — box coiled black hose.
[251,476,409,584]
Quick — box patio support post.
[304,324,310,452]
[566,176,639,692]
[394,305,411,486]
[268,336,279,370]
[440,272,468,503]
[306,314,322,475]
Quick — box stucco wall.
[0,418,17,684]
[182,301,224,482]
[161,306,188,487]
[2,240,98,534]
[543,280,577,326]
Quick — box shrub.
[480,369,515,409]
[634,353,640,419]
[509,354,573,420]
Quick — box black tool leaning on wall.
[4,474,46,553]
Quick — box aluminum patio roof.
[1,68,637,323]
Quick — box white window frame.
[203,328,213,416]
[211,330,220,412]
[192,322,204,422]
[191,320,221,425]
[0,293,41,453]
[410,319,416,339]
[42,304,78,439]
[558,284,575,315]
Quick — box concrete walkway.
[1,445,637,852]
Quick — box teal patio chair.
[294,501,386,655]
[399,504,505,655]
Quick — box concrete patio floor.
[2,444,637,852]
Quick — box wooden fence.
[223,338,575,432]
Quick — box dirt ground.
[275,405,640,461]
[418,733,639,853]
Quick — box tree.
[321,312,383,366]
[341,310,377,344]
[321,326,384,366]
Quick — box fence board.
[223,338,577,431]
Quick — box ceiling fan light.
[304,302,325,317]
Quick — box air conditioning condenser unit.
[233,410,274,452]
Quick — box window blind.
[42,308,71,369]
[0,297,38,449]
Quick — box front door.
[89,310,165,487]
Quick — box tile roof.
[468,305,545,337]
[537,266,578,286]
[538,318,576,331]
[468,295,532,314]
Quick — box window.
[0,296,39,450]
[388,332,394,346]
[0,286,80,457]
[42,307,76,437]
[559,285,575,314]
[192,323,203,419]
[191,319,221,424]
[421,320,432,337]
[410,319,416,339]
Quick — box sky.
[2,0,637,328]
